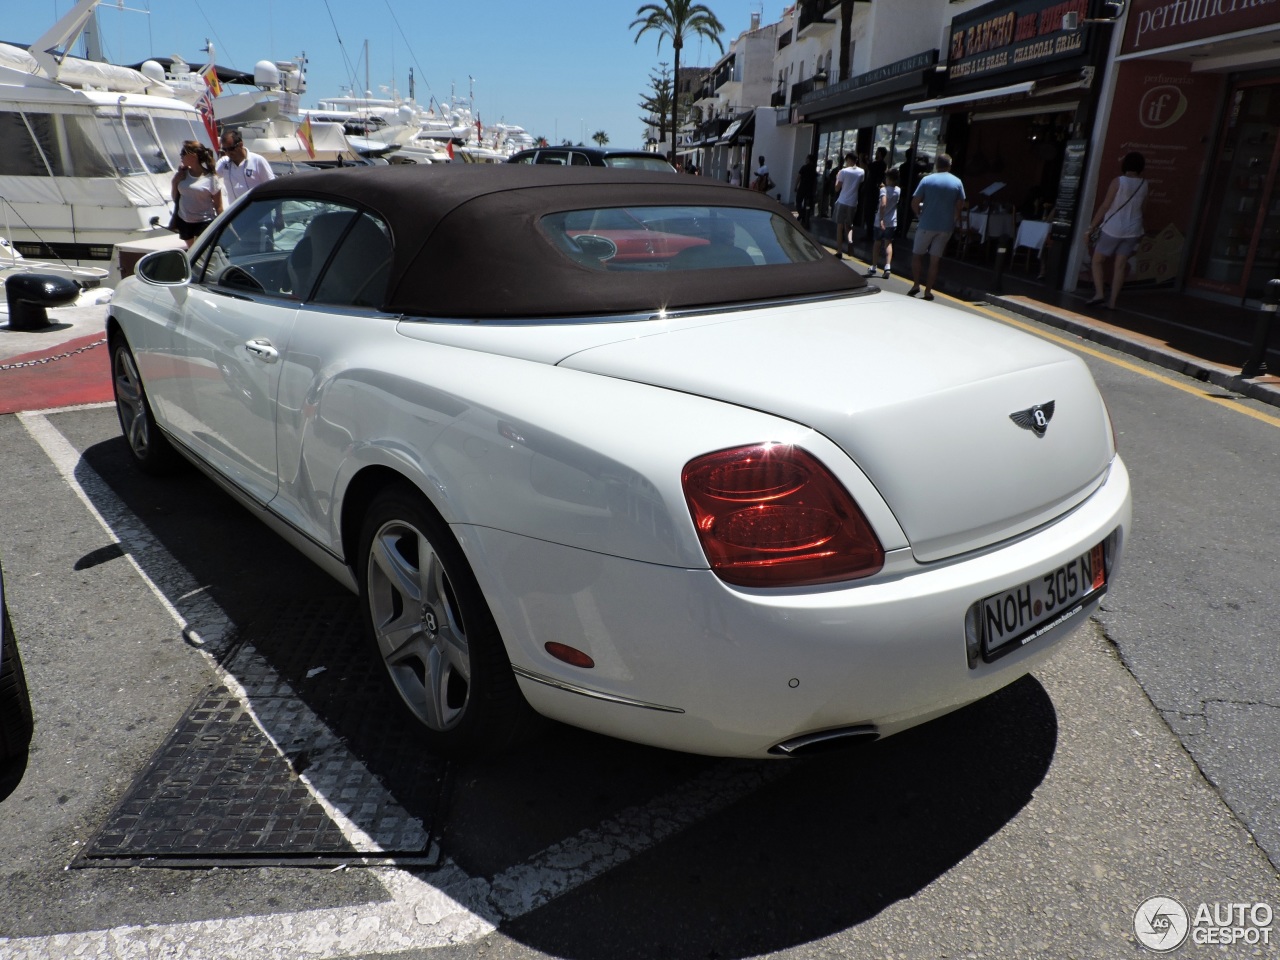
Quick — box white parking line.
[17,410,426,854]
[5,409,788,958]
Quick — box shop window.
[1191,82,1280,300]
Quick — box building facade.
[660,0,1280,307]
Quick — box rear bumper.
[456,456,1132,758]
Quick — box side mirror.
[135,248,191,286]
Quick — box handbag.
[1091,179,1145,247]
[167,205,181,233]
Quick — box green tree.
[638,64,674,146]
[592,130,610,147]
[631,0,725,152]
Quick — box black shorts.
[175,216,213,242]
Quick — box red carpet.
[0,333,113,414]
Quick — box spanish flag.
[299,113,316,159]
[201,64,222,98]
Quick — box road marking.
[960,300,1280,430]
[4,409,787,957]
[16,410,424,855]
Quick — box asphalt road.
[0,286,1277,959]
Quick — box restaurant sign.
[948,0,1090,82]
[814,50,939,101]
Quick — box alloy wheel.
[365,519,471,731]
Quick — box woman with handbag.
[170,141,224,249]
[1087,152,1148,308]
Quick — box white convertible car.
[109,166,1131,758]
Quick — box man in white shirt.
[832,153,864,260]
[217,129,275,204]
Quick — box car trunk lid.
[555,296,1113,562]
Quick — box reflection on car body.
[107,165,1131,759]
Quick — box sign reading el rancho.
[948,0,1089,81]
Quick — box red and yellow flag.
[201,64,222,98]
[298,114,316,159]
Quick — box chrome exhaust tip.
[768,724,879,757]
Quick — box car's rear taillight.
[682,443,884,587]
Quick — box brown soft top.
[250,164,866,318]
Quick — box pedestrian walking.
[866,168,900,279]
[864,147,887,240]
[820,158,836,217]
[908,153,965,301]
[1087,151,1148,309]
[832,152,864,260]
[751,155,773,193]
[794,154,818,229]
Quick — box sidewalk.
[816,217,1280,410]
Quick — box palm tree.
[631,0,725,155]
[838,0,854,81]
[592,130,610,147]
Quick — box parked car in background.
[507,146,674,171]
[1,560,34,763]
[106,165,1130,759]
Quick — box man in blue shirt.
[908,153,965,301]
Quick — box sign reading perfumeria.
[1123,0,1280,53]
[947,0,1090,81]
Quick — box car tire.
[357,484,532,755]
[0,605,34,762]
[110,334,181,475]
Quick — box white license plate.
[981,543,1107,661]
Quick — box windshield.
[541,205,826,272]
[601,155,675,172]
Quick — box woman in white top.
[1087,151,1148,308]
[171,140,224,249]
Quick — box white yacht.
[0,0,214,272]
[155,50,358,166]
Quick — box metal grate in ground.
[79,597,450,868]
[82,688,363,862]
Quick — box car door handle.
[244,339,279,363]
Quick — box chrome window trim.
[398,287,879,327]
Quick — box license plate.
[981,543,1107,661]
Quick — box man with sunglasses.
[216,129,275,204]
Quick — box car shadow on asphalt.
[493,675,1056,958]
[75,434,1057,954]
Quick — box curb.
[985,293,1280,411]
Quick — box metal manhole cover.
[79,686,436,867]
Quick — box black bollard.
[992,239,1010,295]
[4,273,81,331]
[1241,278,1280,378]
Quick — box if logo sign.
[1140,85,1188,130]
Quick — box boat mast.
[29,0,101,79]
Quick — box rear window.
[540,205,826,272]
[601,154,675,172]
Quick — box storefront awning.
[903,72,1091,115]
[903,81,1035,114]
[717,112,755,145]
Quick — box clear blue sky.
[11,1,763,148]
